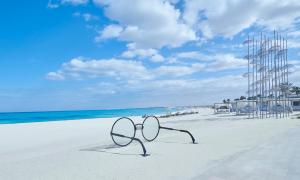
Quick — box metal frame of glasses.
[110,116,196,156]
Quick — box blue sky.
[0,0,300,112]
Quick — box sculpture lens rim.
[142,116,160,142]
[111,117,136,147]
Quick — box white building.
[214,103,231,114]
[289,95,300,111]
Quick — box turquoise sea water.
[0,107,173,124]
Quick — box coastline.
[0,107,175,125]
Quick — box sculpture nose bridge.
[135,123,143,130]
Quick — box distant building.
[289,95,300,111]
[214,103,231,114]
[231,100,257,115]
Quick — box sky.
[0,0,300,112]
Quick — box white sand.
[0,108,300,180]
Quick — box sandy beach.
[1,108,300,180]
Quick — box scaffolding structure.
[243,31,292,118]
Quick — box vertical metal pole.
[280,35,282,117]
[276,32,281,118]
[247,34,250,118]
[284,37,287,118]
[256,40,258,117]
[285,38,288,117]
[252,36,255,118]
[280,36,284,117]
[280,36,285,117]
[267,37,271,117]
[260,33,263,119]
[277,32,282,118]
[263,35,266,117]
[264,35,267,118]
[286,38,289,116]
[270,36,274,117]
[274,30,278,118]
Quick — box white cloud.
[155,63,205,77]
[206,54,247,71]
[82,75,247,106]
[46,57,152,81]
[175,51,213,61]
[61,0,88,5]
[166,0,180,4]
[93,0,197,48]
[183,0,300,38]
[47,0,88,8]
[73,12,98,22]
[171,51,247,71]
[47,1,60,8]
[151,54,164,62]
[47,57,208,82]
[287,30,300,49]
[289,61,300,86]
[289,39,300,48]
[47,52,247,84]
[46,56,252,107]
[121,44,165,62]
[288,30,300,38]
[85,82,117,95]
[122,48,156,59]
[95,24,123,41]
[46,72,65,80]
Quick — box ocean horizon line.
[0,106,169,114]
[0,104,212,114]
[0,107,179,125]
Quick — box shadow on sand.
[79,144,150,157]
[156,140,199,145]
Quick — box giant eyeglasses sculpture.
[110,116,196,156]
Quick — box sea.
[0,107,175,124]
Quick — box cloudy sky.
[0,0,300,112]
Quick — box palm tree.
[247,96,257,100]
[280,82,293,96]
[291,86,300,96]
[268,94,274,99]
[240,96,246,100]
